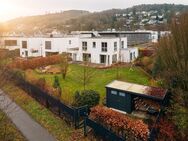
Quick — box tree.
[73,90,100,109]
[76,62,96,90]
[53,76,60,89]
[60,53,69,80]
[53,76,61,98]
[154,13,188,140]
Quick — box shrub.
[141,57,152,66]
[90,106,149,141]
[73,90,100,108]
[36,78,46,90]
[154,118,175,141]
[53,76,60,89]
[9,55,62,70]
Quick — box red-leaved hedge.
[90,106,149,141]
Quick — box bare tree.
[60,53,69,80]
[76,61,96,90]
[154,13,188,140]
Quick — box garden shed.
[106,80,168,114]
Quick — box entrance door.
[100,55,106,64]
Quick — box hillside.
[4,4,188,34]
[5,10,90,34]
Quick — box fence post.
[58,100,61,116]
[84,117,87,136]
[74,108,77,129]
[46,99,49,109]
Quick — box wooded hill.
[4,4,188,34]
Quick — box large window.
[69,40,72,45]
[121,41,124,48]
[101,42,107,52]
[45,41,51,50]
[22,41,27,49]
[100,55,106,64]
[114,42,117,51]
[82,42,87,51]
[5,40,17,46]
[93,42,96,48]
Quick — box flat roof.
[106,80,167,100]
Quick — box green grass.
[27,64,150,103]
[2,84,88,141]
[0,110,26,141]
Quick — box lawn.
[25,64,150,104]
[2,83,89,141]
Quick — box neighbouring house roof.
[106,80,167,100]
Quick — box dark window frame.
[82,42,87,51]
[45,41,51,50]
[22,41,27,49]
[101,42,107,52]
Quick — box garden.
[23,63,150,105]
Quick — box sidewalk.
[0,90,57,141]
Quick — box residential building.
[1,32,139,66]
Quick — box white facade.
[20,36,80,58]
[0,36,22,50]
[77,37,128,65]
[2,33,138,66]
[120,48,139,63]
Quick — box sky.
[0,0,188,22]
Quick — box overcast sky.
[0,0,188,22]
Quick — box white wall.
[20,38,43,57]
[121,48,138,63]
[18,35,137,66]
[1,37,21,50]
[78,37,127,65]
[20,37,80,57]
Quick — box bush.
[73,90,100,108]
[90,106,149,141]
[141,57,152,66]
[36,78,46,90]
[9,55,62,70]
[53,76,60,89]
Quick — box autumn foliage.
[9,55,62,70]
[154,118,175,141]
[90,106,149,141]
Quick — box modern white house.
[78,37,129,65]
[19,36,80,58]
[1,32,139,66]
